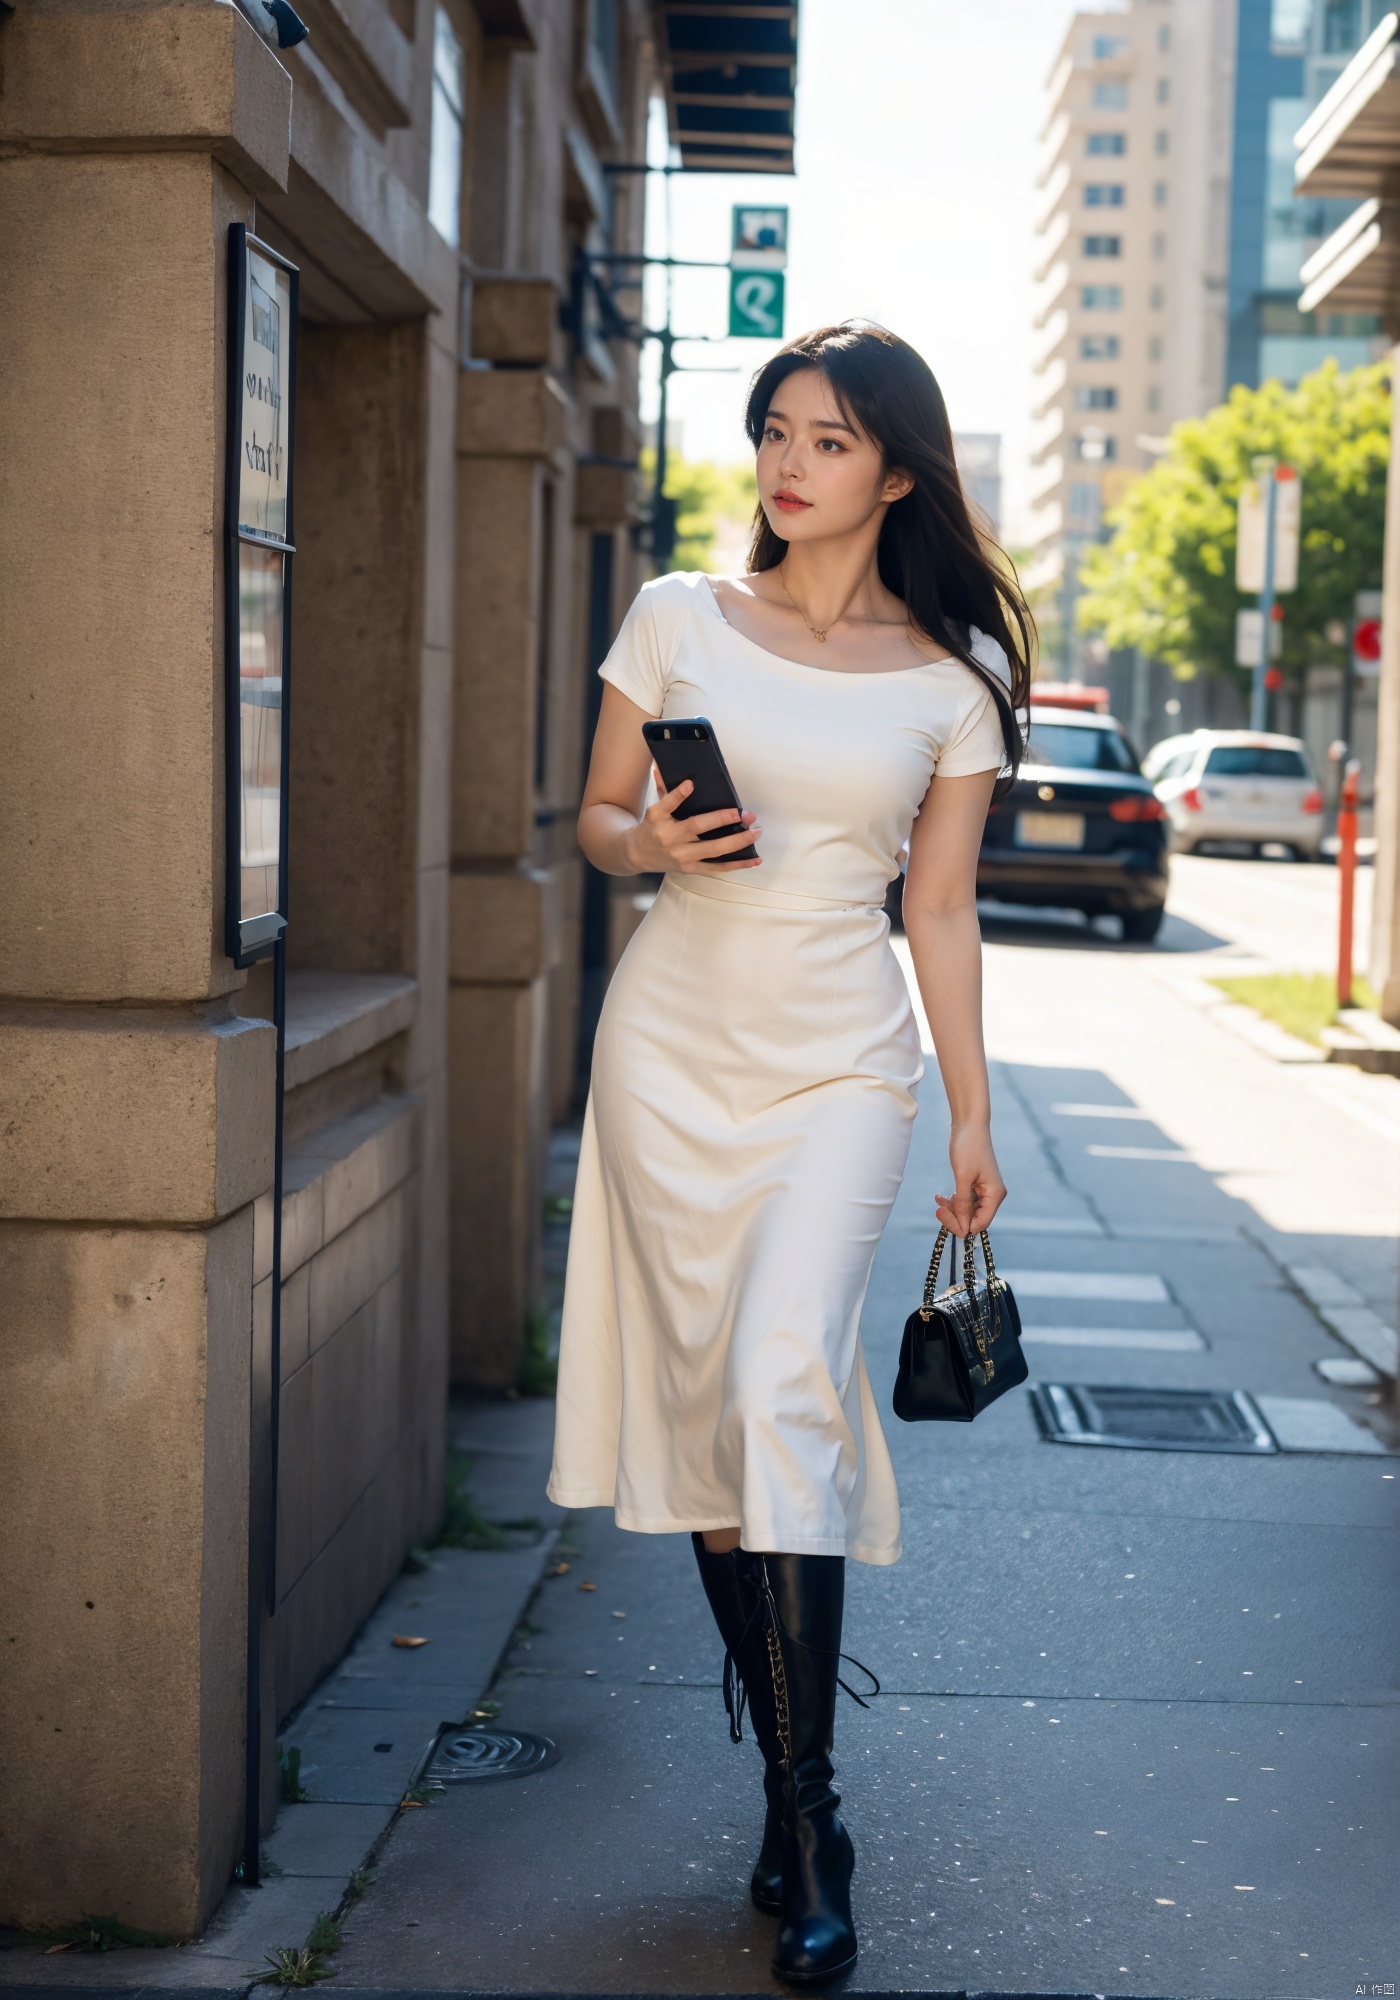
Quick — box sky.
[640,0,1097,544]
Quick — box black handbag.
[892,1227,1027,1422]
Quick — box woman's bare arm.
[578,682,762,877]
[900,767,1006,1237]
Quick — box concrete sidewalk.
[317,932,1399,2000]
[8,915,1399,1999]
[0,1400,565,1998]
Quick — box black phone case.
[642,717,758,862]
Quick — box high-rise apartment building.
[1029,0,1386,666]
[1226,0,1387,387]
[1028,1,1181,640]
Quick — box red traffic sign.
[1355,617,1382,662]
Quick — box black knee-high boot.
[753,1552,858,1986]
[691,1534,785,1912]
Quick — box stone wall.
[0,0,650,1936]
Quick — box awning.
[654,1,799,174]
[1299,196,1400,324]
[1295,11,1400,198]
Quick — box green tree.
[1076,359,1390,681]
[642,453,759,571]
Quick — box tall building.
[1028,1,1180,656]
[1225,0,1386,388]
[1029,0,1388,668]
[955,433,1003,540]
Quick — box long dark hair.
[744,321,1032,790]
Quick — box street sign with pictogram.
[729,205,787,338]
[728,270,785,338]
[1353,588,1382,679]
[731,206,788,268]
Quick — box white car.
[1151,730,1324,859]
[1140,733,1198,783]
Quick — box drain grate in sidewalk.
[1031,1382,1277,1453]
[427,1726,558,1782]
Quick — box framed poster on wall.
[225,224,298,966]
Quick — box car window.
[1156,749,1196,781]
[1203,746,1308,778]
[1026,723,1138,773]
[1141,737,1188,779]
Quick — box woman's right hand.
[625,771,762,874]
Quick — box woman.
[548,322,1031,1983]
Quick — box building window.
[1069,481,1102,526]
[1087,131,1127,155]
[1149,285,1165,308]
[427,6,465,248]
[1148,334,1163,360]
[1084,235,1122,257]
[1158,23,1171,50]
[1152,232,1167,257]
[1081,285,1124,309]
[1081,333,1120,358]
[1085,183,1126,206]
[1323,0,1363,53]
[1270,0,1309,49]
[1147,384,1161,412]
[1154,180,1168,206]
[1264,95,1310,289]
[1076,431,1117,462]
[1075,386,1119,409]
[1092,34,1129,58]
[1155,129,1169,154]
[1093,80,1128,109]
[1156,77,1170,103]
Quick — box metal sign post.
[1237,459,1300,730]
[225,222,298,1887]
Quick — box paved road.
[1161,852,1374,974]
[327,882,1399,2000]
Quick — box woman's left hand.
[935,1124,1006,1238]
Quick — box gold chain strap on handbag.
[918,1226,1003,1379]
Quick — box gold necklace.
[778,564,832,642]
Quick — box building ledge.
[1295,16,1400,198]
[284,971,418,1091]
[1299,197,1400,321]
[254,1088,420,1288]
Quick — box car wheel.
[1120,904,1166,944]
[1290,843,1317,863]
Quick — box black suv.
[976,705,1170,942]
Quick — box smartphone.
[642,716,758,862]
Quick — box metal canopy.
[655,1,799,175]
[1295,13,1400,197]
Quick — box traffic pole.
[1336,758,1361,1008]
[1251,466,1278,732]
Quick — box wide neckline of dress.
[698,574,957,681]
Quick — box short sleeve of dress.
[599,581,669,714]
[936,629,1013,778]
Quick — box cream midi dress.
[547,572,1009,1565]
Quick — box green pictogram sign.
[728,269,785,339]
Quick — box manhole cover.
[1031,1383,1278,1454]
[427,1727,558,1781]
